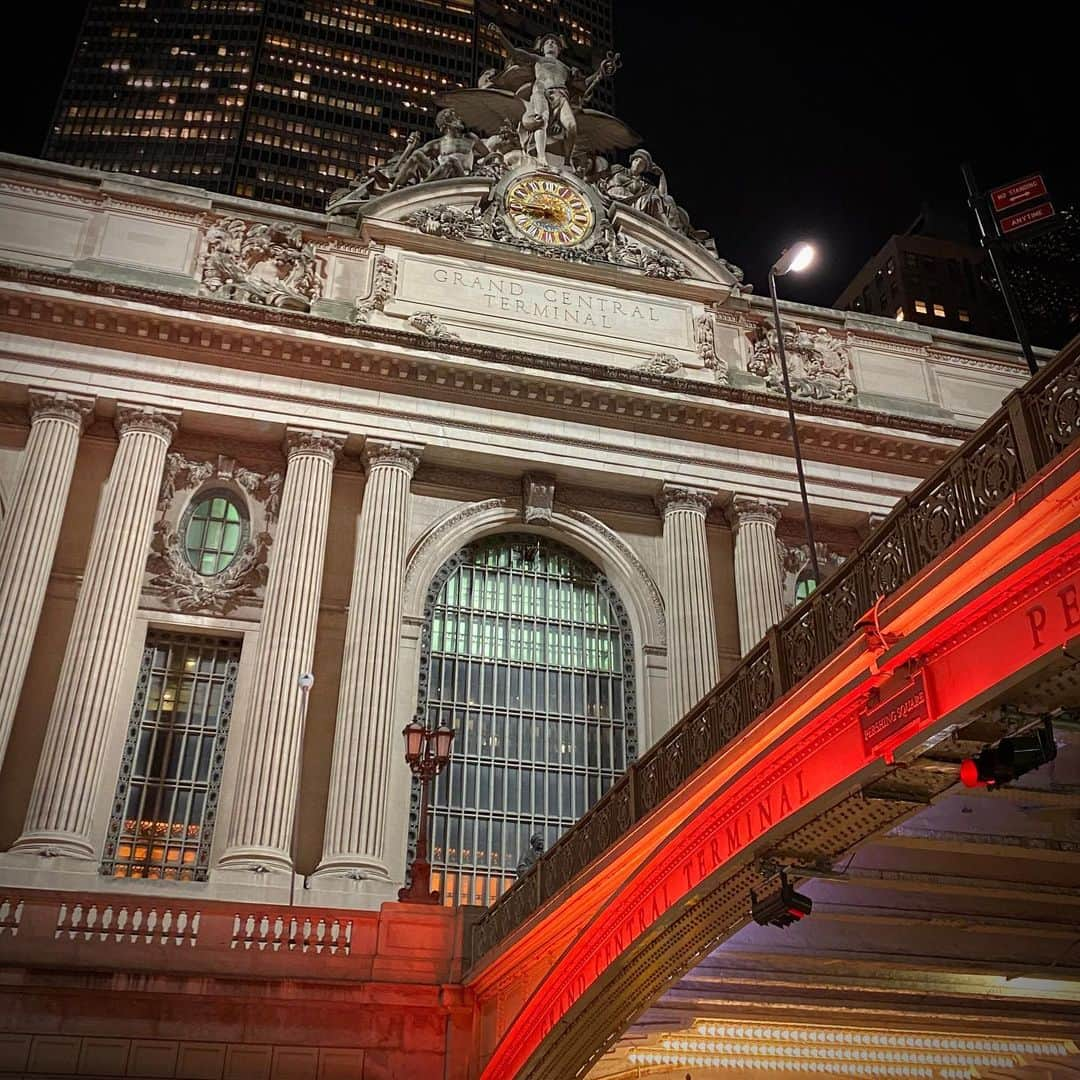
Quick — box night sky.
[4,4,1075,306]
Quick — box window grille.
[183,490,246,575]
[101,632,240,880]
[411,534,636,907]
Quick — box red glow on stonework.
[478,460,1080,1080]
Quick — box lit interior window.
[417,534,635,907]
[959,309,971,322]
[914,300,928,314]
[184,492,245,575]
[933,303,946,317]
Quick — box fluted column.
[0,390,95,769]
[733,496,786,655]
[217,428,345,874]
[658,485,720,722]
[315,440,421,882]
[13,404,178,858]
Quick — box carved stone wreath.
[145,453,283,615]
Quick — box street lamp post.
[398,720,454,904]
[768,241,822,588]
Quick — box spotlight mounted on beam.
[960,717,1057,790]
[750,871,812,928]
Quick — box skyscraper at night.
[43,0,615,211]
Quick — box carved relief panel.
[142,452,283,616]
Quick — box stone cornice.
[0,264,970,472]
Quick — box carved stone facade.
[199,218,323,311]
[747,322,858,402]
[778,538,848,612]
[144,453,282,615]
[637,352,683,376]
[522,473,556,523]
[0,81,1046,1080]
[353,254,397,324]
[402,203,690,279]
[407,310,460,340]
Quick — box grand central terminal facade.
[0,36,1074,1079]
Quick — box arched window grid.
[408,532,637,907]
[179,486,250,577]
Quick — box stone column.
[13,404,178,859]
[0,390,95,769]
[733,496,786,655]
[658,485,720,722]
[217,428,345,874]
[315,441,421,883]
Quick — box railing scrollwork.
[470,339,1080,964]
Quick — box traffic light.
[960,718,1056,790]
[750,871,812,928]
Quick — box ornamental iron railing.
[470,336,1080,962]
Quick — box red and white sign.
[991,174,1048,213]
[998,202,1056,235]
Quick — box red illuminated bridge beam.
[469,355,1080,1078]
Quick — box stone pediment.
[347,176,740,291]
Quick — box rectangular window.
[933,303,946,317]
[959,309,971,322]
[101,632,241,881]
[914,299,928,314]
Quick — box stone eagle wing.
[575,110,641,152]
[434,88,526,134]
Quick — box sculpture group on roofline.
[328,24,740,278]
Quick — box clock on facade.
[502,172,596,247]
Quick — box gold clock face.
[504,174,595,247]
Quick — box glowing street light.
[772,241,816,276]
[768,241,822,588]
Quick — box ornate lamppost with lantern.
[398,720,454,904]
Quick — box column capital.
[363,440,422,475]
[656,484,714,518]
[284,427,346,463]
[115,403,180,444]
[28,389,95,430]
[732,495,784,529]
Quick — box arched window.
[182,490,247,576]
[412,534,637,907]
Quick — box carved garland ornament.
[695,312,729,385]
[146,453,283,615]
[407,311,460,340]
[402,203,690,280]
[353,254,397,324]
[199,218,323,312]
[636,352,683,376]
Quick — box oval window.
[184,493,245,576]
